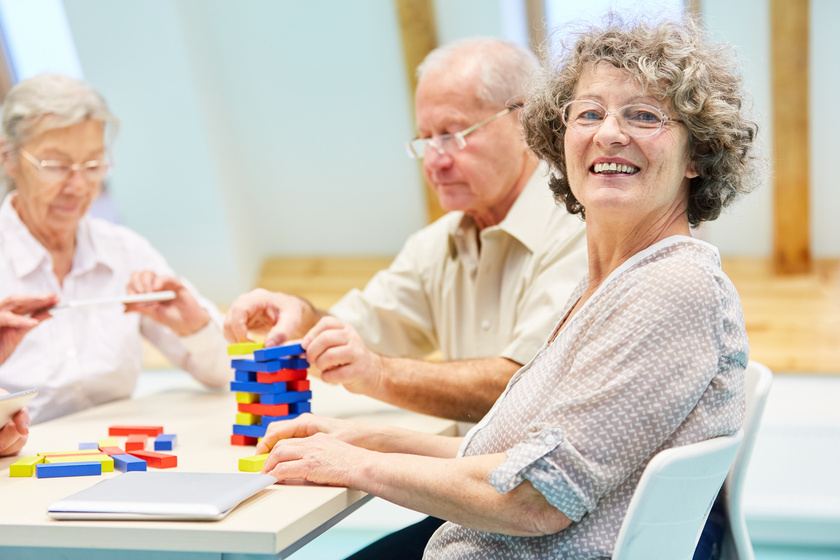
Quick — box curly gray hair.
[522,16,760,226]
[1,74,118,191]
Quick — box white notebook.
[47,471,276,521]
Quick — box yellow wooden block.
[97,438,118,448]
[38,449,103,457]
[235,412,261,425]
[10,456,44,477]
[228,342,264,355]
[45,453,114,472]
[238,453,269,473]
[236,392,260,404]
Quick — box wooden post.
[394,0,445,223]
[525,0,546,56]
[771,0,811,274]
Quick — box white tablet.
[0,388,38,425]
[47,471,276,521]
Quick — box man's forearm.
[369,356,521,422]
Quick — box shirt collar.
[446,162,555,258]
[0,192,114,279]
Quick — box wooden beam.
[771,0,811,274]
[394,0,445,223]
[684,0,702,20]
[525,0,546,56]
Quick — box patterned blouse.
[423,236,747,559]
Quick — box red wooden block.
[99,446,127,456]
[128,450,177,469]
[286,379,310,392]
[256,369,308,384]
[230,434,259,446]
[108,425,164,437]
[237,402,290,416]
[125,434,148,451]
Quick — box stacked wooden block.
[229,341,311,446]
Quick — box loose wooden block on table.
[128,450,177,469]
[108,425,164,437]
[154,434,177,451]
[112,454,147,472]
[44,453,114,472]
[125,434,148,451]
[9,456,44,477]
[36,462,101,478]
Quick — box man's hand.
[124,271,210,336]
[0,388,30,457]
[302,317,384,396]
[224,288,319,347]
[0,293,57,364]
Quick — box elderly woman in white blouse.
[253,17,759,559]
[0,74,230,447]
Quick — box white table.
[0,379,456,559]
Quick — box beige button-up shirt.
[330,165,588,366]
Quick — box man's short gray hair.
[417,37,539,108]
[1,73,118,147]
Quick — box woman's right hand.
[0,294,57,365]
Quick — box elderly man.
[225,38,587,424]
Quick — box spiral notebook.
[47,471,276,521]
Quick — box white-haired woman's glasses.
[18,149,111,183]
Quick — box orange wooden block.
[125,434,148,451]
[256,369,308,384]
[128,450,177,469]
[108,425,164,437]
[230,434,259,446]
[99,446,127,456]
[286,379,310,392]
[237,402,290,416]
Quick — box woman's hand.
[257,414,373,485]
[0,388,30,457]
[302,317,384,395]
[124,271,210,336]
[0,294,57,364]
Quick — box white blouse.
[0,194,231,423]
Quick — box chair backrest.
[612,430,744,560]
[721,361,773,560]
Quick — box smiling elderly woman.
[249,16,759,560]
[0,75,230,439]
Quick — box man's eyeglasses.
[406,103,523,159]
[560,100,680,138]
[18,149,111,183]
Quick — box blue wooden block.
[234,370,257,382]
[154,434,177,451]
[112,454,147,472]
[260,390,312,405]
[289,401,312,415]
[254,342,305,362]
[36,461,102,478]
[231,359,284,372]
[78,442,99,450]
[230,381,288,394]
[260,413,300,426]
[232,424,267,438]
[278,357,309,370]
